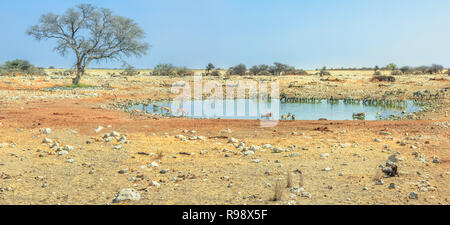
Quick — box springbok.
[352,112,365,117]
[161,106,172,115]
[130,108,143,118]
[281,113,292,120]
[177,108,188,117]
[261,112,273,119]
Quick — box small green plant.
[66,83,95,88]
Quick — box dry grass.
[286,172,293,188]
[272,181,283,201]
[155,149,164,160]
[298,172,304,188]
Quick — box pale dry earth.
[0,70,448,205]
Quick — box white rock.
[94,126,104,133]
[112,188,141,203]
[150,181,161,188]
[43,128,52,134]
[42,138,52,144]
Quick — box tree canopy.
[27,4,149,84]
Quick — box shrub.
[210,70,221,76]
[374,71,382,76]
[430,64,444,74]
[205,63,215,75]
[227,64,247,76]
[371,75,396,82]
[152,64,176,76]
[175,67,193,76]
[0,59,43,75]
[391,70,403,75]
[122,65,139,76]
[296,69,309,75]
[320,70,331,76]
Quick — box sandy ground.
[0,71,448,205]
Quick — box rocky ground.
[0,70,448,205]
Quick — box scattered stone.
[376,179,384,185]
[43,128,52,134]
[323,167,331,171]
[262,144,272,149]
[114,145,122,150]
[94,126,104,133]
[42,138,52,144]
[221,128,232,133]
[118,169,128,174]
[160,169,170,174]
[374,138,382,143]
[252,159,261,163]
[112,188,140,203]
[148,161,159,168]
[224,153,232,157]
[432,156,440,164]
[63,145,74,151]
[58,150,69,156]
[66,158,75,163]
[300,191,311,198]
[389,183,396,189]
[150,181,161,188]
[379,131,389,135]
[409,192,418,199]
[273,147,284,153]
[249,145,260,152]
[228,137,238,144]
[244,151,254,156]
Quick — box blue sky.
[0,0,449,69]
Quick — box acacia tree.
[27,4,149,85]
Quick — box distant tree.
[175,67,193,76]
[270,62,289,75]
[0,59,43,75]
[48,66,55,69]
[121,64,138,76]
[385,63,397,71]
[430,64,444,74]
[416,66,430,74]
[374,65,379,72]
[249,64,270,75]
[228,64,247,75]
[210,69,221,76]
[153,64,176,76]
[27,4,149,85]
[205,63,215,75]
[400,66,412,74]
[296,69,309,75]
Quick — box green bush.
[152,64,177,76]
[0,59,44,75]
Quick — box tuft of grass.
[272,181,283,201]
[65,83,95,88]
[155,149,164,160]
[286,172,293,188]
[298,171,304,188]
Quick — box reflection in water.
[130,99,422,121]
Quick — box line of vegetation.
[0,59,46,76]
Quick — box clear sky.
[0,0,449,69]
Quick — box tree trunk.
[72,68,83,85]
